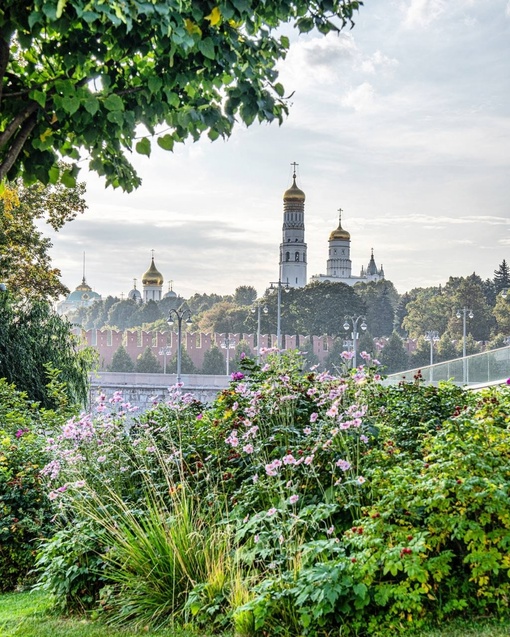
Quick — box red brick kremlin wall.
[77,329,414,371]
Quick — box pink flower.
[360,351,371,361]
[304,455,314,465]
[267,507,277,516]
[336,459,351,471]
[282,453,296,465]
[303,426,312,435]
[357,476,366,484]
[243,444,254,454]
[326,526,334,535]
[360,434,369,444]
[254,534,260,543]
[326,404,338,418]
[310,412,318,423]
[289,494,299,504]
[341,351,355,360]
[97,455,106,463]
[196,413,203,420]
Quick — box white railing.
[384,345,510,388]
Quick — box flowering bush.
[37,351,510,634]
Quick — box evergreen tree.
[135,347,162,373]
[201,346,226,375]
[167,349,197,374]
[494,259,510,294]
[378,332,409,374]
[109,345,135,372]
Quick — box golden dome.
[329,213,350,241]
[283,177,305,202]
[142,257,164,286]
[75,278,92,292]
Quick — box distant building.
[141,253,164,302]
[57,254,101,315]
[279,165,307,288]
[311,210,384,287]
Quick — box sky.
[47,0,510,300]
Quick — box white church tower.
[327,208,352,278]
[279,163,307,288]
[141,251,164,302]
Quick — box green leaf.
[157,134,174,151]
[208,128,220,141]
[198,37,215,60]
[274,82,285,97]
[61,96,80,115]
[148,76,163,95]
[61,170,76,188]
[164,90,180,108]
[135,138,151,156]
[29,90,47,108]
[83,96,99,115]
[103,94,124,111]
[27,11,43,29]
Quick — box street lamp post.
[424,330,440,382]
[456,307,473,384]
[343,315,367,368]
[221,332,236,376]
[269,279,290,350]
[252,301,268,364]
[158,345,172,374]
[167,307,192,383]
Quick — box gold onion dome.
[142,257,164,286]
[283,176,306,202]
[75,278,92,292]
[329,219,350,241]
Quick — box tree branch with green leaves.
[0,0,363,191]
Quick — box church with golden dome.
[280,164,308,288]
[280,167,384,287]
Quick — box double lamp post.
[167,307,192,383]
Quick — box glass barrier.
[384,345,510,387]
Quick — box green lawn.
[0,590,509,637]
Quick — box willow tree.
[0,0,363,190]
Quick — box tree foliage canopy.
[0,172,86,299]
[0,292,92,407]
[0,0,363,190]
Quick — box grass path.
[1,590,509,637]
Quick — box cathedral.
[59,166,385,315]
[280,167,384,288]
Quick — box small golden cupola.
[142,256,164,286]
[283,174,306,202]
[329,209,350,241]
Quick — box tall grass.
[78,480,231,629]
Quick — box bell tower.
[279,163,307,288]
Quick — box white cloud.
[402,0,447,28]
[341,82,378,113]
[359,50,399,74]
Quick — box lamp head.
[263,305,268,314]
[343,321,350,331]
[360,321,367,331]
[186,316,193,326]
[456,310,461,319]
[468,310,473,319]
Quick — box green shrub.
[0,380,57,591]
